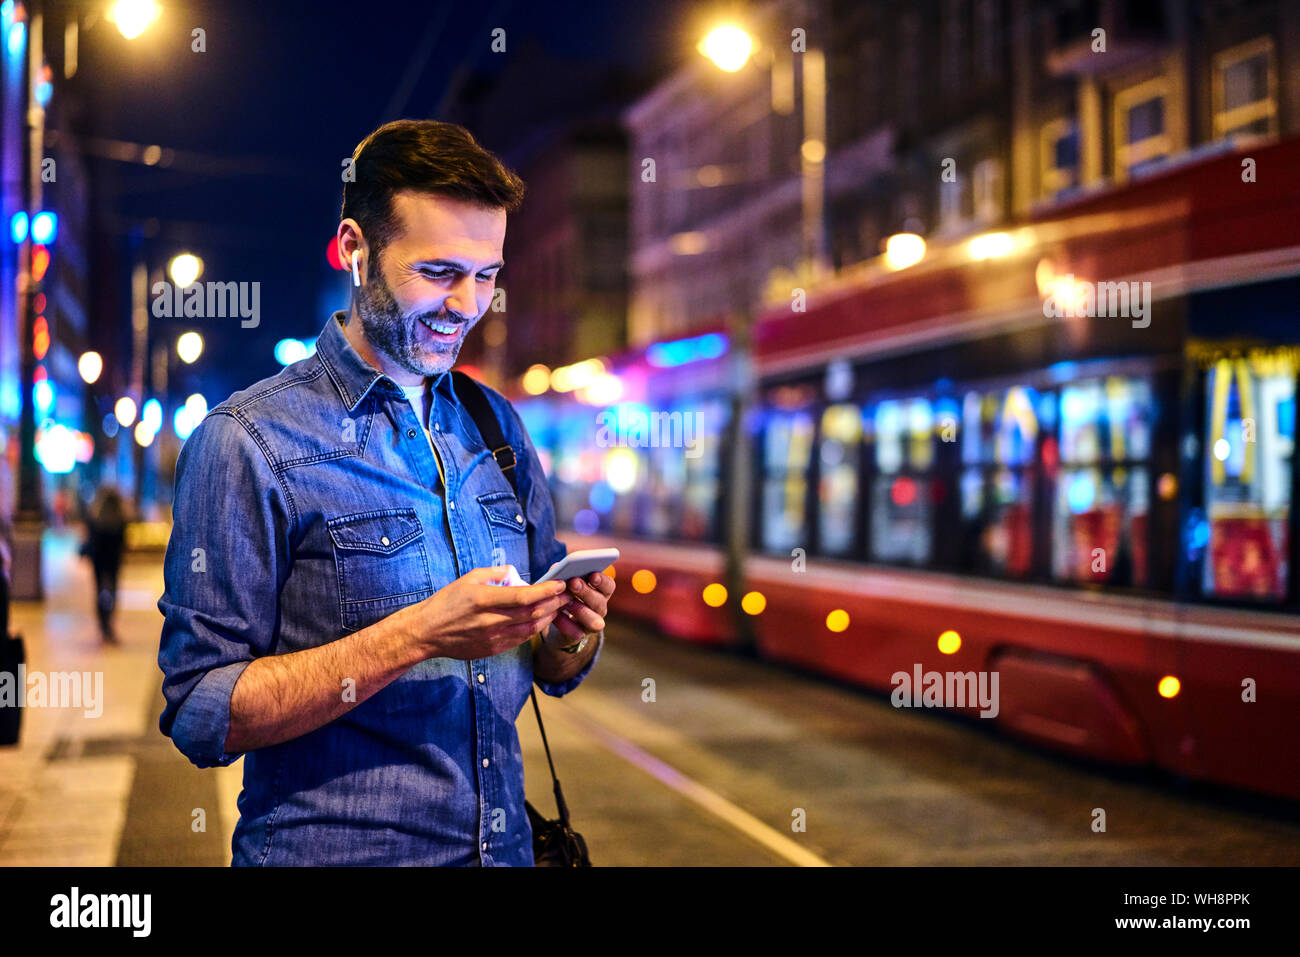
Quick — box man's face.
[354,191,506,379]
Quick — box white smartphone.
[534,548,620,585]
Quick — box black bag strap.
[451,370,518,486]
[449,370,571,827]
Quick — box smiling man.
[157,120,613,866]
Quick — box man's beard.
[355,252,476,377]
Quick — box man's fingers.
[559,602,605,634]
[508,580,568,606]
[551,610,585,640]
[565,579,608,618]
[582,571,615,596]
[498,618,549,644]
[473,579,565,610]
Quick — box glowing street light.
[108,0,160,41]
[78,351,103,384]
[883,232,926,271]
[169,252,202,287]
[114,396,138,427]
[177,331,203,364]
[698,25,754,72]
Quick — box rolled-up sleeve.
[157,409,291,768]
[496,394,600,699]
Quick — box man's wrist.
[536,624,601,674]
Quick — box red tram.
[512,135,1300,801]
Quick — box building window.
[1113,77,1171,180]
[1212,37,1277,141]
[972,158,1003,223]
[941,0,967,95]
[1040,118,1079,199]
[974,0,1000,81]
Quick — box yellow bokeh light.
[78,351,103,384]
[741,591,766,615]
[1157,473,1178,500]
[702,583,727,607]
[177,331,204,364]
[114,396,138,427]
[883,233,926,271]
[698,25,753,72]
[631,569,656,594]
[109,0,159,40]
[605,447,638,493]
[938,630,962,654]
[826,609,850,632]
[968,231,1013,260]
[522,364,550,395]
[1158,675,1181,698]
[168,252,203,288]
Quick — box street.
[2,532,1297,867]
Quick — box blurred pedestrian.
[82,485,127,643]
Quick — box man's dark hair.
[341,119,525,256]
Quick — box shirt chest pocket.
[476,491,531,582]
[327,508,434,632]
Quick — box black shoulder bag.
[451,371,592,867]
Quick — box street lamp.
[697,22,827,280]
[114,396,138,427]
[108,0,160,41]
[176,331,203,364]
[698,25,753,72]
[168,252,202,288]
[78,350,103,384]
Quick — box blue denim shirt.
[157,311,598,866]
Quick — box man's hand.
[225,567,570,755]
[398,566,571,661]
[544,570,615,648]
[534,570,615,685]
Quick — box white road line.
[550,702,832,867]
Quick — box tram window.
[1052,377,1153,587]
[869,398,933,564]
[761,408,815,553]
[645,427,686,540]
[1202,355,1295,602]
[959,386,1038,577]
[682,397,726,542]
[818,403,864,556]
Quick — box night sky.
[70,0,691,404]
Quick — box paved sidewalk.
[0,530,237,865]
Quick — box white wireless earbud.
[350,250,361,288]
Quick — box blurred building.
[490,120,628,377]
[625,0,1300,343]
[0,1,97,561]
[443,41,641,383]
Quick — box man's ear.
[337,220,367,286]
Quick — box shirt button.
[434,422,441,431]
[482,842,487,851]
[477,673,485,683]
[515,514,523,523]
[482,758,489,768]
[406,428,417,439]
[380,536,390,546]
[448,501,456,510]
